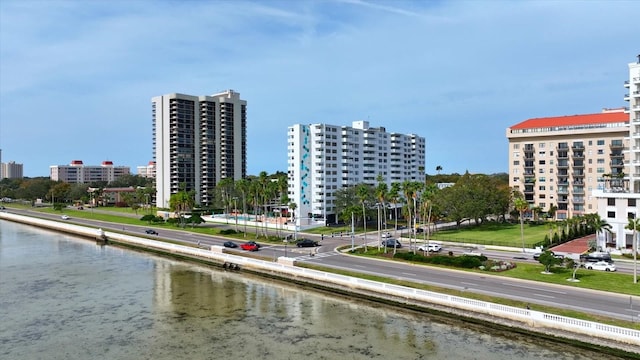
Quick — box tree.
[514,197,529,253]
[169,184,195,228]
[626,217,640,284]
[375,174,388,250]
[356,183,372,251]
[586,213,612,251]
[436,165,442,174]
[538,250,563,274]
[388,182,401,233]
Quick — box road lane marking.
[461,282,477,286]
[532,293,557,299]
[503,283,567,295]
[402,272,416,276]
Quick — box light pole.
[284,239,288,258]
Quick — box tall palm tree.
[375,174,388,250]
[356,183,371,251]
[389,182,401,235]
[514,198,529,253]
[436,165,442,174]
[626,217,640,284]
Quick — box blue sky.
[1,0,638,178]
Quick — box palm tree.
[389,182,401,236]
[375,174,388,250]
[514,198,529,253]
[626,217,640,284]
[356,183,371,251]
[436,165,442,174]
[588,213,612,251]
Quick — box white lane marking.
[532,293,556,299]
[402,272,416,276]
[503,283,567,295]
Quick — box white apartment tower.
[627,55,640,192]
[152,90,246,208]
[287,121,425,222]
[592,56,640,253]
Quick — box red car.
[240,242,259,251]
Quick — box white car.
[418,243,442,252]
[61,215,70,220]
[381,232,392,238]
[585,261,616,272]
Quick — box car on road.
[145,229,158,235]
[61,215,70,220]
[223,241,238,248]
[240,242,260,251]
[417,243,441,252]
[382,239,402,248]
[296,238,319,247]
[533,251,564,261]
[585,261,616,272]
[381,232,392,238]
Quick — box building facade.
[137,161,156,178]
[592,56,640,253]
[287,120,425,223]
[50,160,130,184]
[1,161,23,179]
[506,108,629,220]
[152,90,246,208]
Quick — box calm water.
[0,220,621,360]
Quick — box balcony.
[571,145,585,151]
[610,152,624,159]
[556,163,569,169]
[557,187,569,195]
[573,197,585,204]
[557,197,569,204]
[572,152,585,159]
[625,80,630,88]
[625,94,630,101]
[573,188,585,195]
[610,142,625,150]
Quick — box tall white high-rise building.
[626,55,640,192]
[592,56,640,253]
[152,90,246,208]
[287,121,425,223]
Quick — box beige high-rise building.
[506,108,629,220]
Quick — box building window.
[607,211,615,218]
[607,198,615,206]
[513,160,520,165]
[628,212,636,220]
[513,144,520,149]
[539,160,546,165]
[539,186,546,190]
[629,199,637,207]
[539,168,544,173]
[538,177,546,182]
[597,158,605,164]
[597,168,605,173]
[539,143,545,148]
[539,194,546,199]
[597,149,604,155]
[513,177,520,182]
[597,140,605,146]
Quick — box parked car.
[145,229,158,235]
[382,239,402,248]
[417,243,442,252]
[61,215,70,220]
[223,241,238,248]
[585,261,616,272]
[240,242,260,251]
[381,232,392,238]
[296,238,319,247]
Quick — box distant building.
[287,120,425,223]
[137,161,156,178]
[1,161,23,179]
[506,108,629,219]
[152,90,247,208]
[50,160,130,184]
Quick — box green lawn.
[431,221,553,247]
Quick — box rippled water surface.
[0,220,623,359]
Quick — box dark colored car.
[223,241,238,248]
[296,238,319,247]
[533,251,564,261]
[241,242,259,251]
[382,239,402,248]
[145,229,158,235]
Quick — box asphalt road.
[6,207,640,323]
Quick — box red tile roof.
[510,111,628,130]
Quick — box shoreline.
[1,211,638,358]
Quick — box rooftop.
[510,109,628,130]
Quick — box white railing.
[1,211,638,347]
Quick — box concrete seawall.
[1,211,638,357]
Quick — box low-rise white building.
[50,160,130,184]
